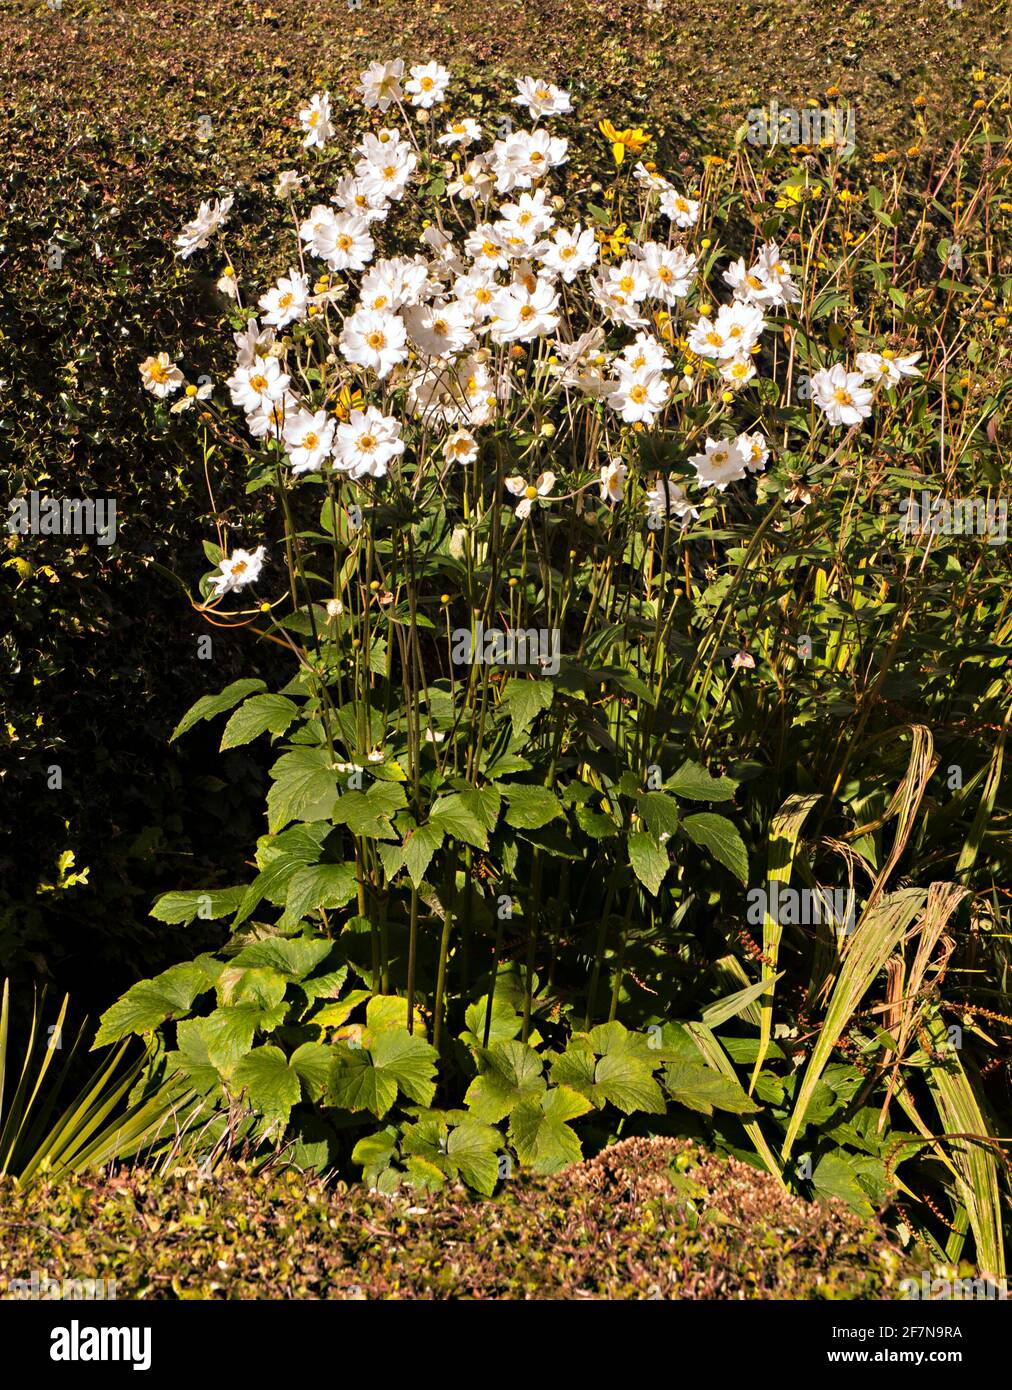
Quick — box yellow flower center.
[358,434,377,451]
[834,388,853,405]
[629,384,647,403]
[524,485,538,499]
[303,432,318,450]
[249,374,268,392]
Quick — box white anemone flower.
[513,76,572,118]
[174,194,233,259]
[331,176,389,223]
[438,118,482,147]
[404,300,475,359]
[300,92,334,150]
[637,242,696,303]
[451,269,499,322]
[856,351,922,387]
[405,61,451,109]
[358,59,405,112]
[599,460,627,504]
[226,355,290,414]
[464,223,510,272]
[357,146,417,203]
[489,129,568,192]
[811,363,874,427]
[448,157,493,201]
[615,333,672,375]
[489,279,560,343]
[607,371,669,424]
[170,380,214,414]
[339,308,409,380]
[720,355,757,388]
[644,479,698,526]
[258,268,310,329]
[210,546,267,596]
[274,170,303,199]
[505,471,555,519]
[659,188,699,229]
[139,352,184,398]
[283,408,336,475]
[689,436,750,491]
[737,431,770,473]
[233,319,275,368]
[444,429,478,465]
[246,395,295,440]
[333,406,404,480]
[688,302,764,360]
[539,223,598,282]
[749,241,801,307]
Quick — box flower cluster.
[143,62,925,588]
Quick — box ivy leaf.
[666,759,737,802]
[220,694,299,750]
[150,887,245,927]
[628,830,670,896]
[681,812,749,884]
[549,1039,597,1098]
[267,747,338,833]
[233,825,330,927]
[593,1049,666,1114]
[509,1087,590,1174]
[170,679,266,742]
[446,1118,503,1195]
[464,1040,546,1122]
[93,960,217,1046]
[402,823,444,887]
[279,863,359,928]
[166,1018,222,1096]
[365,995,427,1038]
[328,1028,437,1117]
[351,1127,399,1186]
[327,1048,399,1118]
[461,995,522,1049]
[429,793,489,850]
[635,792,681,839]
[203,1004,268,1071]
[233,1045,302,1129]
[332,782,406,839]
[501,677,554,740]
[662,1061,761,1116]
[230,937,334,980]
[811,1152,877,1218]
[289,1041,336,1102]
[501,785,563,830]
